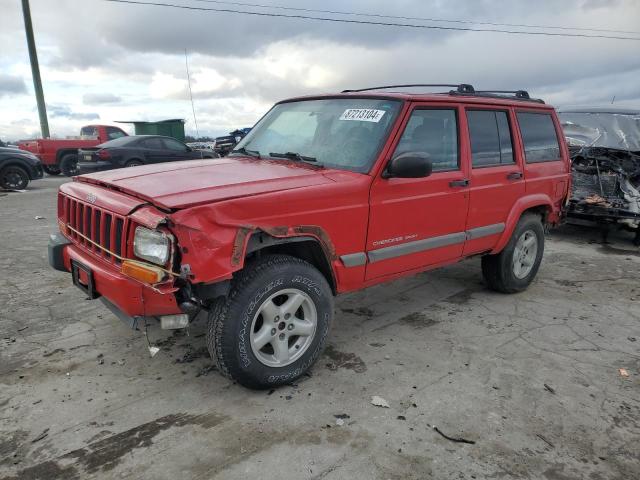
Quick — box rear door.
[366,103,470,280]
[463,107,525,255]
[515,110,569,216]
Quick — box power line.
[101,0,640,41]
[190,0,640,36]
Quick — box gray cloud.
[48,104,100,121]
[0,74,27,97]
[82,92,122,105]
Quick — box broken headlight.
[133,226,169,266]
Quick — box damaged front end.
[559,108,640,244]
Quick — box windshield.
[232,98,402,172]
[559,112,640,151]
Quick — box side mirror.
[384,152,432,178]
[185,146,192,152]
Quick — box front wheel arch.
[243,230,337,294]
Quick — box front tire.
[481,213,545,293]
[0,165,30,190]
[60,153,79,176]
[206,254,333,389]
[125,159,143,167]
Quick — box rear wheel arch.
[56,148,78,164]
[243,231,337,294]
[492,196,553,254]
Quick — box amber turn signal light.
[121,260,165,284]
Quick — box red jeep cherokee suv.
[49,84,570,389]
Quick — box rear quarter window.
[517,112,561,163]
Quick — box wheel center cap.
[278,321,286,331]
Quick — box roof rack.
[342,84,476,94]
[459,89,545,104]
[341,84,544,103]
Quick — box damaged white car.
[559,107,640,245]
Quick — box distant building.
[115,119,186,141]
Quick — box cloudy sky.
[1,0,639,141]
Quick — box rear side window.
[466,110,514,167]
[80,126,98,138]
[394,109,458,171]
[517,112,561,162]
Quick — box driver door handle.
[507,171,523,180]
[449,179,469,188]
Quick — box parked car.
[48,84,570,389]
[77,135,217,174]
[17,125,128,177]
[558,107,640,245]
[213,128,251,157]
[0,146,44,190]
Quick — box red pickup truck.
[49,84,571,389]
[18,125,128,176]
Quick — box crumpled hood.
[75,158,335,210]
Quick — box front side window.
[393,109,458,172]
[467,110,514,167]
[517,112,561,162]
[163,138,187,151]
[141,138,164,149]
[232,98,402,173]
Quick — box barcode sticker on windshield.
[339,109,386,122]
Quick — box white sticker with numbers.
[339,109,386,122]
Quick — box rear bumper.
[48,233,182,319]
[78,161,114,174]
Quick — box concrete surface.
[1,177,639,480]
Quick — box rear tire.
[482,213,545,293]
[206,254,333,389]
[0,165,30,190]
[43,165,61,175]
[60,153,79,176]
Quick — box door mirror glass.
[385,152,432,178]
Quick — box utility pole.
[21,0,49,138]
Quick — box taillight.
[98,149,111,160]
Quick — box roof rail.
[454,89,545,104]
[341,84,476,94]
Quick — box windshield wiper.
[269,152,320,165]
[230,147,261,158]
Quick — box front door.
[141,137,168,163]
[463,108,525,254]
[366,104,470,281]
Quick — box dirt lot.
[1,177,639,480]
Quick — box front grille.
[62,194,128,265]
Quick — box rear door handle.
[507,172,523,180]
[449,179,469,188]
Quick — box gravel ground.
[1,177,639,480]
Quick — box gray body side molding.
[339,222,506,267]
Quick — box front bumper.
[78,161,114,174]
[48,232,182,319]
[30,163,44,180]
